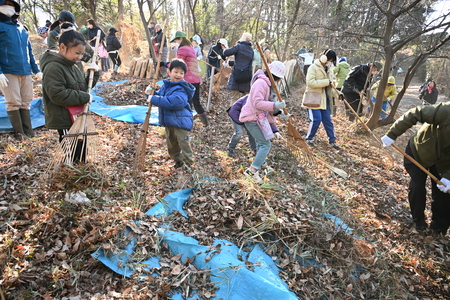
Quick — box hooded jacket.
[371,76,397,101]
[40,50,99,129]
[0,14,40,75]
[342,64,373,93]
[302,59,337,110]
[151,79,195,130]
[176,45,201,84]
[239,70,277,124]
[106,32,121,52]
[333,61,350,88]
[386,103,450,179]
[419,86,438,104]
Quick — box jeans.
[369,97,388,119]
[306,101,336,142]
[227,119,256,151]
[244,122,271,169]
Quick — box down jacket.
[239,70,277,124]
[176,45,201,84]
[386,103,450,179]
[302,59,337,110]
[342,64,373,93]
[333,61,350,89]
[223,40,254,93]
[40,50,99,129]
[151,79,195,130]
[106,32,121,52]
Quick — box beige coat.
[302,59,337,110]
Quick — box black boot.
[198,113,209,127]
[7,110,25,140]
[19,109,34,137]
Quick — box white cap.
[269,61,286,78]
[218,38,228,48]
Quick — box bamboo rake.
[44,31,102,177]
[133,14,170,171]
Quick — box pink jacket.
[177,45,201,84]
[239,70,276,124]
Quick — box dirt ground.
[1,43,450,299]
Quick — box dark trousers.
[190,83,205,114]
[342,91,362,120]
[404,142,450,232]
[109,52,121,67]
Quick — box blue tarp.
[0,96,46,132]
[92,188,297,300]
[0,80,165,132]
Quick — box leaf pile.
[1,72,449,299]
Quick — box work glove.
[197,57,201,60]
[280,110,291,122]
[381,135,395,147]
[0,74,9,88]
[274,132,282,139]
[437,178,450,193]
[218,55,224,61]
[36,72,43,80]
[223,61,229,67]
[274,100,286,110]
[88,62,99,72]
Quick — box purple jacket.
[239,70,277,124]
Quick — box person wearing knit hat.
[339,57,347,63]
[302,49,340,150]
[334,57,350,90]
[223,32,254,101]
[341,61,382,121]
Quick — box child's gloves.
[274,100,286,110]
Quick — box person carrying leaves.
[381,103,450,234]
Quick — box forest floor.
[1,63,449,300]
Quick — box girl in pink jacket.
[239,61,286,182]
[171,31,209,126]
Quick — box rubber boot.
[19,109,34,137]
[7,110,25,140]
[198,112,209,127]
[113,65,119,73]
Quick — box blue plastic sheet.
[0,96,45,132]
[93,187,298,299]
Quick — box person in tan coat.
[301,49,339,149]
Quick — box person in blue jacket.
[0,0,42,139]
[147,59,196,169]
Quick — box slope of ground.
[1,69,449,300]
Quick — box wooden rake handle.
[85,30,102,114]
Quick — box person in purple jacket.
[239,61,287,182]
[226,95,257,157]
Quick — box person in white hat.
[239,61,287,182]
[207,38,227,78]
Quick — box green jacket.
[386,103,450,179]
[40,50,99,130]
[333,61,350,89]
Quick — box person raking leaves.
[381,103,450,235]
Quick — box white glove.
[280,110,291,122]
[381,135,395,147]
[223,61,229,67]
[0,74,9,88]
[274,100,286,110]
[218,55,224,61]
[88,62,99,72]
[35,72,43,79]
[274,132,282,139]
[145,85,153,95]
[437,178,450,193]
[197,57,201,60]
[88,94,93,104]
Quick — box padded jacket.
[302,59,337,110]
[177,46,201,84]
[151,79,195,130]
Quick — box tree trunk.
[282,0,302,61]
[118,0,124,21]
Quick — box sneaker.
[306,139,314,147]
[329,141,340,150]
[244,168,263,183]
[172,161,184,168]
[227,149,235,157]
